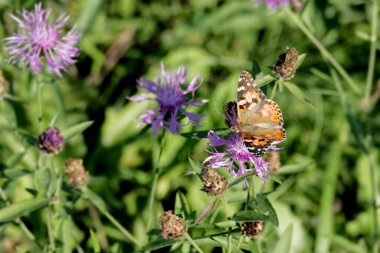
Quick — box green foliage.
[0,0,379,252]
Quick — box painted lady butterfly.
[226,70,286,157]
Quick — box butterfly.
[226,70,285,157]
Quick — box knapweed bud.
[159,210,187,239]
[265,151,281,174]
[36,127,64,154]
[0,71,9,99]
[201,168,227,196]
[241,221,264,240]
[64,159,89,188]
[273,47,299,80]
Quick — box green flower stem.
[284,8,361,95]
[99,208,142,248]
[227,227,232,253]
[222,195,232,253]
[184,232,204,253]
[84,188,141,248]
[257,239,263,253]
[46,206,56,251]
[365,0,378,110]
[147,131,166,230]
[237,235,243,251]
[36,75,43,132]
[16,218,36,240]
[314,139,342,253]
[247,177,256,207]
[367,151,379,253]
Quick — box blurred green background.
[0,0,379,252]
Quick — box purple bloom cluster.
[204,131,270,186]
[204,102,284,185]
[129,63,208,135]
[37,127,64,154]
[4,3,80,77]
[258,0,289,9]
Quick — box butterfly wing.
[236,71,285,156]
[237,70,265,129]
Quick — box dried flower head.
[273,47,299,80]
[201,168,227,196]
[0,71,9,99]
[265,151,281,174]
[241,221,264,240]
[128,63,208,135]
[4,3,80,77]
[37,127,64,154]
[64,159,89,188]
[159,210,187,239]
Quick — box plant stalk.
[147,131,166,230]
[284,8,360,94]
[364,0,378,110]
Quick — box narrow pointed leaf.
[90,229,101,253]
[188,156,203,174]
[284,82,315,110]
[175,191,191,219]
[62,121,94,141]
[273,224,293,253]
[0,197,49,223]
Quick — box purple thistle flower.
[4,3,80,77]
[258,0,290,9]
[204,131,270,186]
[37,127,64,154]
[204,100,285,186]
[129,63,208,135]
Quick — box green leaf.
[232,210,272,223]
[188,156,203,174]
[147,237,178,251]
[295,53,307,69]
[256,75,276,87]
[3,168,33,179]
[34,167,55,197]
[82,188,107,211]
[330,234,367,253]
[90,229,101,253]
[61,217,73,253]
[344,103,367,152]
[284,82,315,110]
[0,197,49,224]
[278,160,314,175]
[78,0,105,34]
[214,220,237,228]
[16,131,37,146]
[272,224,293,253]
[251,60,261,77]
[251,194,279,226]
[175,191,191,219]
[62,121,94,141]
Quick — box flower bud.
[159,210,187,239]
[241,221,264,240]
[273,47,299,80]
[265,151,281,174]
[36,127,64,154]
[64,159,89,188]
[201,168,227,196]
